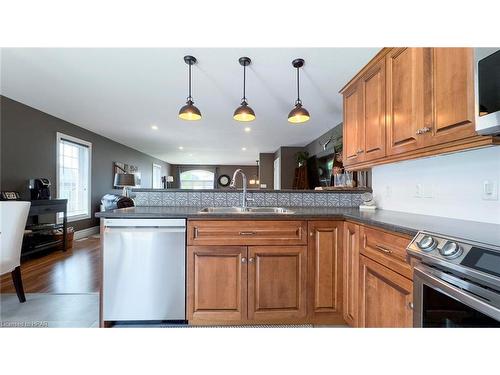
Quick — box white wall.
[372,147,500,224]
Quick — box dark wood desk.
[23,199,68,256]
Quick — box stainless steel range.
[407,231,500,327]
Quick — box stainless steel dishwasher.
[102,218,186,321]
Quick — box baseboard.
[74,226,99,240]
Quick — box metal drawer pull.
[376,245,392,254]
[408,302,414,310]
[239,231,256,236]
[241,257,247,263]
[249,257,255,263]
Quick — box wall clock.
[217,174,231,187]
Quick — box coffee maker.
[29,178,51,200]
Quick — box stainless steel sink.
[198,207,246,213]
[198,207,294,214]
[247,207,294,214]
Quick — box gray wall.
[258,153,274,190]
[169,164,258,189]
[276,146,305,189]
[304,123,343,157]
[0,96,171,231]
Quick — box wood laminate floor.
[0,237,100,294]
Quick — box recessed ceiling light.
[178,146,184,150]
[189,153,193,157]
[244,127,251,132]
[151,125,158,130]
[241,147,247,151]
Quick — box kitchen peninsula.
[96,188,500,328]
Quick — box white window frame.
[152,163,163,189]
[56,132,92,222]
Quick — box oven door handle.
[414,264,500,322]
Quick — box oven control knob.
[417,235,437,252]
[439,241,463,258]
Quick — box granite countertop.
[96,206,500,247]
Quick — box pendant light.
[233,57,256,122]
[179,55,202,121]
[288,58,310,124]
[249,160,260,185]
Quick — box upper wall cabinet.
[343,82,363,164]
[361,58,387,161]
[343,58,386,166]
[341,47,498,170]
[386,48,425,156]
[425,48,476,145]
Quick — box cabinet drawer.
[360,226,412,279]
[187,220,307,246]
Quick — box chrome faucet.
[230,169,253,210]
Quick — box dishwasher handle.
[104,218,186,228]
[105,227,186,234]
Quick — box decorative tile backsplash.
[132,190,364,208]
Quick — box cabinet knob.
[416,129,422,135]
[408,302,414,310]
[241,257,247,264]
[249,257,254,263]
[357,149,364,154]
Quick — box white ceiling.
[0,48,378,165]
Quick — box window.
[180,169,215,189]
[56,133,92,222]
[152,163,163,189]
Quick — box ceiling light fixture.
[179,55,202,121]
[241,147,247,151]
[178,146,184,150]
[288,58,310,124]
[151,125,159,130]
[233,57,256,122]
[244,127,251,132]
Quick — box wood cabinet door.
[386,48,425,155]
[343,82,363,165]
[248,246,307,322]
[424,48,476,146]
[361,58,386,162]
[308,221,343,323]
[187,246,247,323]
[358,255,413,328]
[343,222,359,327]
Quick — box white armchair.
[0,201,31,302]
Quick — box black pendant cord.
[187,63,192,102]
[296,67,301,106]
[242,63,247,104]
